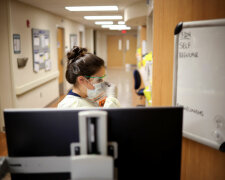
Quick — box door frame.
[56,26,65,95]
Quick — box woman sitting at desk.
[58,46,120,108]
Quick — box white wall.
[0,0,86,130]
[0,0,13,131]
[124,0,147,26]
[10,0,86,107]
[10,0,59,108]
[96,31,107,65]
[85,28,94,53]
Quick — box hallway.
[0,67,143,180]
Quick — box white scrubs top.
[57,90,120,109]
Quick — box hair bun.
[67,46,87,62]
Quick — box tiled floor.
[106,67,135,107]
[106,67,145,107]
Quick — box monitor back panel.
[4,107,183,180]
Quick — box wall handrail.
[15,71,59,96]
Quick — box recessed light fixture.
[110,27,131,30]
[118,21,125,24]
[101,25,131,30]
[95,21,113,25]
[84,16,123,20]
[65,6,118,11]
[101,25,113,28]
[101,25,126,28]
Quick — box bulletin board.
[32,29,51,72]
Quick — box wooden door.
[124,35,137,65]
[107,35,124,68]
[57,28,64,95]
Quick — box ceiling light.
[95,21,113,25]
[101,25,114,28]
[101,25,127,28]
[102,26,110,29]
[101,25,131,30]
[110,27,131,30]
[84,16,123,20]
[65,6,118,11]
[118,21,125,24]
[110,26,131,30]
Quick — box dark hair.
[66,46,105,85]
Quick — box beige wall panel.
[153,0,225,180]
[16,79,59,108]
[96,31,107,65]
[85,28,94,53]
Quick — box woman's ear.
[77,76,94,90]
[77,76,86,84]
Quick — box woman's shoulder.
[57,95,97,108]
[57,95,80,108]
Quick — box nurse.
[57,46,120,108]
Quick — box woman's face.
[85,66,106,90]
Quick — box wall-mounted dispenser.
[17,58,28,68]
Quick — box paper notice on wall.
[39,54,44,63]
[14,39,20,52]
[34,37,40,46]
[45,38,49,46]
[45,53,49,60]
[40,35,45,48]
[34,63,39,72]
[118,39,122,50]
[70,34,77,49]
[34,53,40,63]
[45,60,51,71]
[142,40,147,55]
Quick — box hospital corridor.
[1,0,225,180]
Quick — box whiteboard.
[173,19,225,151]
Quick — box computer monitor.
[4,107,183,180]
